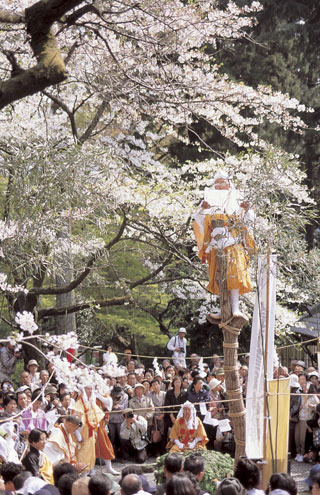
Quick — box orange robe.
[72,396,104,470]
[196,213,255,295]
[168,416,208,452]
[95,399,115,461]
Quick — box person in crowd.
[109,385,128,459]
[149,379,166,455]
[216,478,245,495]
[168,402,208,452]
[288,374,300,460]
[58,473,79,495]
[184,455,206,483]
[188,355,201,371]
[120,465,156,494]
[95,390,119,475]
[121,473,142,495]
[164,376,187,441]
[141,380,151,397]
[22,428,53,484]
[166,474,197,495]
[44,415,84,470]
[103,345,118,367]
[118,372,128,391]
[156,453,183,495]
[53,462,77,488]
[127,360,137,373]
[0,392,18,420]
[57,392,72,417]
[234,458,264,495]
[39,370,50,389]
[167,329,187,369]
[268,473,297,495]
[0,462,24,493]
[295,372,319,462]
[120,409,149,464]
[309,371,320,393]
[20,370,32,388]
[119,349,137,368]
[187,377,210,422]
[12,471,33,494]
[72,384,104,471]
[144,370,154,383]
[27,360,40,385]
[127,373,137,389]
[89,474,112,495]
[0,343,22,383]
[22,390,48,432]
[16,390,29,412]
[129,384,154,429]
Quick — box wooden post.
[213,219,247,462]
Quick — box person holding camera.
[167,328,187,369]
[0,343,22,383]
[120,409,149,463]
[109,385,128,459]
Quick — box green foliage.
[155,450,234,495]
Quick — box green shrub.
[155,449,234,495]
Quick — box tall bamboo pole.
[213,219,247,461]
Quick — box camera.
[141,433,151,444]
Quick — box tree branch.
[129,255,173,289]
[37,295,132,319]
[43,90,79,140]
[79,99,108,143]
[30,213,127,296]
[0,0,86,110]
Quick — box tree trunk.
[214,219,247,461]
[55,229,76,335]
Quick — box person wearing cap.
[27,360,40,385]
[167,328,187,369]
[167,401,208,452]
[44,415,87,472]
[193,170,256,322]
[129,383,155,427]
[309,371,320,393]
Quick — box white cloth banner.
[245,254,277,459]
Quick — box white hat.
[309,371,319,379]
[178,327,187,334]
[289,374,300,388]
[209,378,221,391]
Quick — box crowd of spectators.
[0,336,319,493]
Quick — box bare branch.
[30,213,127,296]
[79,99,108,143]
[37,295,133,320]
[43,90,79,140]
